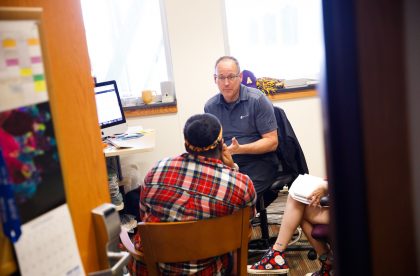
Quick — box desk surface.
[103,130,156,157]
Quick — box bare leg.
[303,204,329,225]
[272,195,306,251]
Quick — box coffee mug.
[141,90,155,104]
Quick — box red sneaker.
[247,247,289,274]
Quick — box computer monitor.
[94,80,128,138]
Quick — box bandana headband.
[185,127,223,152]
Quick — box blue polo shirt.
[204,84,277,147]
[205,84,279,194]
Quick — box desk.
[104,130,155,180]
[104,130,156,157]
[103,130,155,213]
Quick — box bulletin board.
[0,8,65,222]
[0,7,83,276]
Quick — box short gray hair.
[214,56,241,73]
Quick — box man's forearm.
[232,137,277,155]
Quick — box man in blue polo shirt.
[204,56,279,196]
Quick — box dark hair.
[184,113,222,156]
[214,56,241,73]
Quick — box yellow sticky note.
[34,80,46,92]
[3,39,16,48]
[27,38,39,46]
[20,68,32,77]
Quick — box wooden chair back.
[138,206,250,275]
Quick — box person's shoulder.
[152,154,184,168]
[230,171,256,196]
[157,155,174,163]
[241,86,273,112]
[242,85,266,100]
[205,93,220,106]
[231,170,253,185]
[145,155,184,182]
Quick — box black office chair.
[249,105,309,254]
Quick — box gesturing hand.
[227,137,240,154]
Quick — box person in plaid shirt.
[128,113,256,275]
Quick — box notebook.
[106,133,144,149]
[288,174,326,205]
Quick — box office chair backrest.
[273,106,309,179]
[138,206,251,276]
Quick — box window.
[81,0,174,106]
[224,0,324,82]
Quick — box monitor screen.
[94,80,128,137]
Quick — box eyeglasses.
[215,74,240,82]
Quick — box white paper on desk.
[107,134,145,148]
[14,204,84,276]
[289,174,325,205]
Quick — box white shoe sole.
[247,265,289,274]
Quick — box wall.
[122,0,326,182]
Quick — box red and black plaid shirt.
[129,153,256,275]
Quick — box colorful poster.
[0,20,48,113]
[0,102,66,223]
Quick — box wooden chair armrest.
[119,228,144,261]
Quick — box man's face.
[214,59,242,103]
